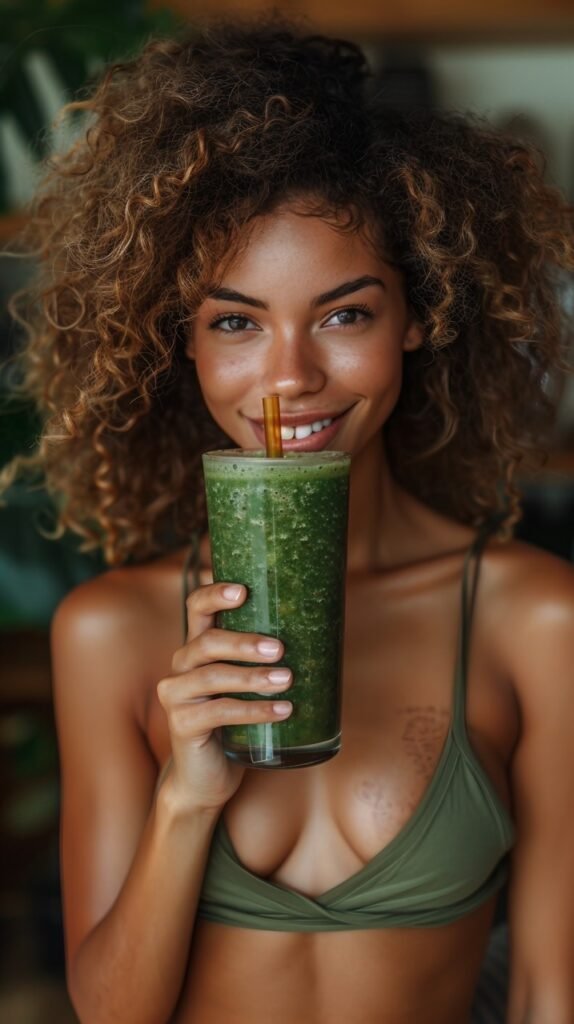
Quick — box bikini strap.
[181,530,201,641]
[452,516,502,736]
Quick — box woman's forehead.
[212,204,390,284]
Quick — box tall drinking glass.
[202,449,350,769]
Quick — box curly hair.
[2,16,573,565]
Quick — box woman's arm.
[500,552,574,1024]
[52,570,291,1024]
[51,580,220,1024]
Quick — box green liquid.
[202,450,350,769]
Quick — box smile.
[280,417,333,441]
[246,409,352,452]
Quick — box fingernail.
[257,639,281,656]
[222,584,243,601]
[267,669,291,685]
[273,702,292,717]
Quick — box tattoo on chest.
[355,778,418,827]
[396,705,450,778]
[353,705,450,834]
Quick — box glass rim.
[202,448,351,466]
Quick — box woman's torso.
[127,519,519,1024]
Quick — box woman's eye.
[208,304,373,333]
[323,305,373,328]
[209,314,258,333]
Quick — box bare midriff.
[172,901,495,1024]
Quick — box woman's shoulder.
[483,533,574,611]
[409,503,574,631]
[53,547,185,635]
[50,547,193,711]
[481,535,574,703]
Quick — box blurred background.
[1,1,574,1020]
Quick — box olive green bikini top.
[183,522,515,932]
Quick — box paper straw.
[262,394,283,458]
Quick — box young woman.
[3,19,574,1024]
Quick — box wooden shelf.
[0,631,52,704]
[161,0,574,41]
[524,449,574,481]
[0,212,27,245]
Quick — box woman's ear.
[402,319,425,352]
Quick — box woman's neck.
[347,432,397,574]
[347,432,454,575]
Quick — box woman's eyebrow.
[207,287,267,309]
[207,275,385,311]
[312,276,386,308]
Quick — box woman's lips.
[246,409,350,452]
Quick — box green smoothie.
[202,450,350,769]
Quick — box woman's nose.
[260,335,326,399]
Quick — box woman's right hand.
[156,582,293,814]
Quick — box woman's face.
[189,204,423,455]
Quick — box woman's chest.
[144,568,516,897]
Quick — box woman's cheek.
[196,348,249,400]
[338,338,403,396]
[194,350,255,438]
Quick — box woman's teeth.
[280,418,333,441]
